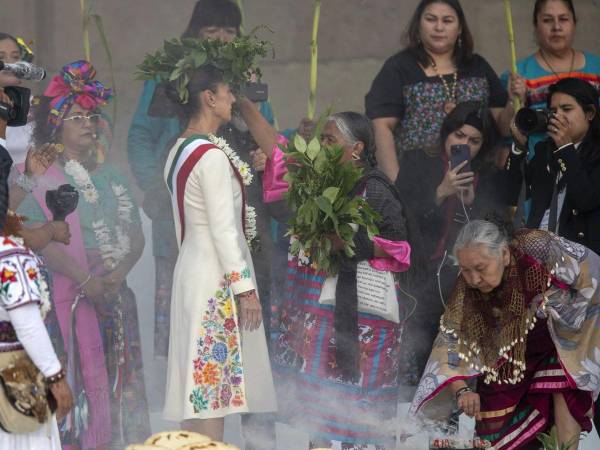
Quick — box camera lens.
[515,108,551,135]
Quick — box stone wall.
[1,0,599,167]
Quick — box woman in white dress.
[0,89,73,449]
[163,64,276,441]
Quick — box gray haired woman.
[242,108,424,448]
[411,219,600,450]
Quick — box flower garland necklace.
[207,134,253,186]
[207,134,259,250]
[64,159,134,270]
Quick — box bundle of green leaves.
[136,32,271,104]
[283,134,380,275]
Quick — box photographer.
[506,77,600,256]
[0,32,31,164]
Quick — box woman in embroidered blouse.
[161,64,276,442]
[365,0,512,183]
[17,60,150,449]
[411,219,600,450]
[0,86,72,450]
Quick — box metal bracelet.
[455,386,472,400]
[15,172,37,193]
[45,368,66,385]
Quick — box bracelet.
[455,386,472,400]
[15,172,38,193]
[511,142,527,156]
[78,274,92,289]
[45,368,65,385]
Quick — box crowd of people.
[0,0,599,449]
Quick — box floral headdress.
[43,60,113,130]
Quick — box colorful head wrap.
[43,60,112,129]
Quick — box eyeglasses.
[62,113,101,124]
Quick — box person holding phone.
[395,101,510,385]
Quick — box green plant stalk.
[503,0,521,110]
[235,0,246,33]
[80,1,118,137]
[308,0,321,120]
[80,0,91,61]
[91,13,118,126]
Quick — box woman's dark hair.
[0,32,19,49]
[328,112,377,167]
[404,0,474,69]
[32,97,57,147]
[440,101,502,171]
[165,64,225,124]
[533,0,577,26]
[547,77,600,160]
[182,0,242,39]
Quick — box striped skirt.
[272,260,404,449]
[476,320,593,450]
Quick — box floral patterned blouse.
[365,50,508,156]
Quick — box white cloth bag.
[318,261,399,323]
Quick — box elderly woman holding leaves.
[17,60,150,449]
[242,106,424,449]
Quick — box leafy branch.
[537,427,580,450]
[283,134,380,275]
[136,32,272,104]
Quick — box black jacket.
[505,137,600,255]
[396,149,508,258]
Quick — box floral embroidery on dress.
[225,267,251,284]
[189,274,246,413]
[0,244,51,317]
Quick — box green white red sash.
[165,134,246,244]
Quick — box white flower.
[67,161,135,270]
[207,134,253,186]
[65,159,99,204]
[111,184,126,196]
[83,189,99,203]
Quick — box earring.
[457,36,463,48]
[351,152,360,161]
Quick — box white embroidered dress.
[163,136,276,420]
[0,236,62,449]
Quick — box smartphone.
[450,144,471,173]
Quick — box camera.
[241,82,268,103]
[514,107,555,135]
[0,86,31,127]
